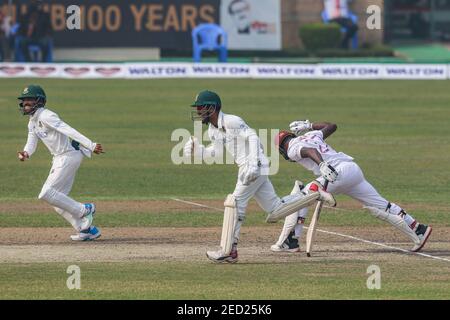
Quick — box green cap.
[191,90,221,107]
[18,85,46,101]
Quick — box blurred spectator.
[16,0,52,62]
[1,8,13,61]
[323,0,358,49]
[0,10,7,61]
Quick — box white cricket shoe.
[79,203,96,231]
[411,224,432,252]
[206,247,238,263]
[270,232,300,253]
[71,226,101,241]
[270,243,300,253]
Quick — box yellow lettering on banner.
[200,5,215,23]
[130,4,146,32]
[147,4,163,31]
[79,5,86,31]
[164,5,180,31]
[87,5,103,32]
[51,4,66,31]
[105,5,121,31]
[181,5,197,31]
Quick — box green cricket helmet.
[190,90,221,124]
[18,85,47,115]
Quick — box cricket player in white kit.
[271,120,432,253]
[17,85,103,241]
[184,91,337,263]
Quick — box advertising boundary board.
[1,63,449,80]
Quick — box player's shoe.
[80,203,96,230]
[310,182,336,207]
[206,246,238,263]
[294,180,305,192]
[411,224,432,252]
[271,231,300,253]
[71,226,101,241]
[83,203,96,216]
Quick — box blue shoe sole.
[85,233,101,241]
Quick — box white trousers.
[276,161,417,246]
[38,150,88,231]
[231,168,294,244]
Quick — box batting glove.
[319,161,338,182]
[289,120,313,136]
[240,161,261,186]
[184,136,204,159]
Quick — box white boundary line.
[171,197,450,263]
[171,198,224,212]
[316,228,450,262]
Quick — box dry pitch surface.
[1,199,449,264]
[1,199,449,300]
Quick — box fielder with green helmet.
[18,84,47,115]
[185,90,336,263]
[17,85,104,241]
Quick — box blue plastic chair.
[192,23,228,63]
[321,10,358,49]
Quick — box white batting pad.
[220,194,237,255]
[266,192,320,223]
[364,206,420,244]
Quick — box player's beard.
[19,98,45,116]
[191,105,216,124]
[19,102,37,116]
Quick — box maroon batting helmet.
[275,130,296,161]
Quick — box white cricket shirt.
[206,111,269,168]
[23,108,96,158]
[287,130,353,176]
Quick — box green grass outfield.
[0,79,449,299]
[1,260,449,300]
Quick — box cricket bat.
[306,180,329,257]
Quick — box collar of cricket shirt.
[217,111,225,131]
[30,107,44,121]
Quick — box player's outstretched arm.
[41,111,98,153]
[311,122,337,139]
[21,129,38,159]
[300,147,324,165]
[184,136,222,160]
[300,147,338,182]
